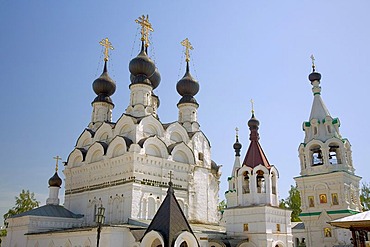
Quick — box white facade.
[294,70,362,247]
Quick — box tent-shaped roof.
[142,182,198,247]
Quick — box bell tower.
[294,57,361,247]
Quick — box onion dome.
[233,134,242,157]
[309,71,321,82]
[129,41,161,88]
[92,61,116,105]
[176,62,199,105]
[48,171,62,187]
[248,113,260,142]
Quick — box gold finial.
[99,38,114,62]
[235,127,239,138]
[135,15,154,48]
[53,156,62,172]
[180,38,194,62]
[310,54,316,72]
[250,99,255,115]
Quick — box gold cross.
[168,171,174,183]
[135,15,154,48]
[235,127,239,138]
[99,38,114,61]
[181,38,193,62]
[250,99,254,115]
[310,54,316,71]
[53,156,62,172]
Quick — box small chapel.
[2,15,364,247]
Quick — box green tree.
[360,182,370,211]
[279,184,302,222]
[3,189,40,226]
[218,199,227,214]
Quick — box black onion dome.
[233,138,242,151]
[248,113,260,129]
[93,61,116,96]
[148,69,161,89]
[129,41,156,78]
[309,71,321,82]
[176,62,199,97]
[48,172,62,187]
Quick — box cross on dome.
[53,155,62,172]
[181,38,193,62]
[250,99,255,115]
[99,38,114,61]
[310,54,316,72]
[135,15,153,48]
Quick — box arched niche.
[238,166,253,194]
[141,230,164,247]
[253,165,269,194]
[141,137,169,159]
[114,115,136,139]
[270,166,279,195]
[140,115,164,137]
[166,122,189,143]
[325,138,344,165]
[106,136,129,158]
[171,143,195,164]
[94,122,113,142]
[86,142,106,163]
[174,232,199,247]
[67,148,85,167]
[76,129,94,148]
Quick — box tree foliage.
[360,182,370,211]
[3,189,40,225]
[279,184,302,222]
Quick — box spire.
[242,108,270,169]
[142,171,197,247]
[307,56,331,121]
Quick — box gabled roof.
[11,204,83,219]
[142,183,198,247]
[242,114,270,169]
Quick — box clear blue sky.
[1,1,370,225]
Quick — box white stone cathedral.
[293,64,362,247]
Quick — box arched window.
[256,170,265,193]
[329,145,341,165]
[310,145,323,166]
[242,171,250,194]
[180,242,188,247]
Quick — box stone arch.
[76,129,94,148]
[86,142,107,163]
[140,115,164,137]
[171,143,195,164]
[253,165,269,194]
[142,137,169,159]
[94,122,113,142]
[307,140,325,166]
[166,122,189,143]
[236,240,257,247]
[114,115,136,140]
[106,136,128,158]
[67,148,85,167]
[141,230,164,247]
[326,138,344,165]
[238,166,253,194]
[270,166,279,195]
[148,196,156,220]
[174,231,198,247]
[272,240,285,247]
